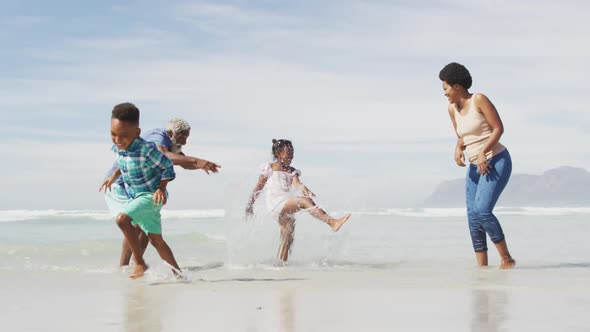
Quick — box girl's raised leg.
[281,197,351,231]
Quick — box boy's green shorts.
[123,193,163,235]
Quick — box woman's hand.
[454,146,466,167]
[476,152,491,175]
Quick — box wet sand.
[2,263,590,332]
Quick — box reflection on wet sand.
[125,285,163,332]
[280,290,295,332]
[470,272,508,332]
[471,289,508,332]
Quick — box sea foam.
[0,209,225,222]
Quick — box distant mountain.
[424,166,590,207]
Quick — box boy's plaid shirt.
[112,137,175,199]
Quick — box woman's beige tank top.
[454,95,505,164]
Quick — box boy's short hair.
[112,103,140,125]
[439,62,473,90]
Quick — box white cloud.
[172,1,590,57]
[174,2,296,32]
[0,56,451,141]
[70,37,162,50]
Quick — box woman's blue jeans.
[465,149,512,252]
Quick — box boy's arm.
[153,179,170,205]
[98,167,121,192]
[156,145,221,174]
[146,147,176,182]
[145,147,175,205]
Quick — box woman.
[440,62,516,269]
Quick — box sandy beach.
[2,210,590,331]
[3,263,590,332]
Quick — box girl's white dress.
[260,163,301,217]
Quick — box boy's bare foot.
[129,264,148,279]
[330,213,351,232]
[500,257,516,269]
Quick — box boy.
[103,118,221,266]
[100,102,181,279]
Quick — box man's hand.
[195,159,221,174]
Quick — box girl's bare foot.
[274,259,287,268]
[329,213,351,232]
[500,257,516,269]
[175,272,188,281]
[129,264,148,279]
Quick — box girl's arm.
[448,104,466,167]
[474,93,504,175]
[246,175,268,215]
[293,175,315,198]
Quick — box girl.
[245,139,351,263]
[440,62,516,269]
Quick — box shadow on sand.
[198,277,307,283]
[517,262,590,270]
[182,262,224,271]
[148,277,306,286]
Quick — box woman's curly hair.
[439,62,472,89]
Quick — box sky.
[1,0,589,211]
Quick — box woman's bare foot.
[329,213,351,232]
[129,264,148,279]
[499,257,516,269]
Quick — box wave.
[495,206,590,216]
[0,209,225,222]
[2,206,590,222]
[353,208,466,217]
[352,206,590,218]
[163,209,225,220]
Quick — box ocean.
[2,207,590,271]
[1,207,589,331]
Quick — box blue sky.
[1,0,589,210]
